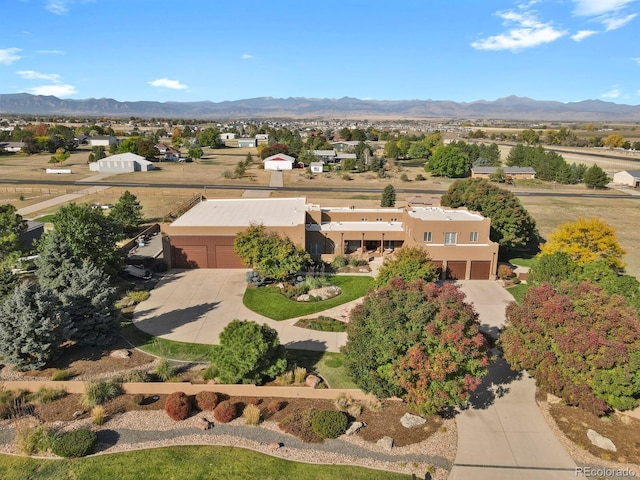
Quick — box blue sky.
[1,0,639,104]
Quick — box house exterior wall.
[613,171,638,187]
[264,160,293,171]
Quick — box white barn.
[264,153,295,171]
[89,152,155,173]
[613,170,640,187]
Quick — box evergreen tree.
[0,268,18,300]
[0,283,62,370]
[380,184,396,207]
[583,164,609,188]
[109,191,144,236]
[36,232,81,292]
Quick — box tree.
[527,251,579,286]
[500,282,640,415]
[441,179,538,250]
[109,191,144,236]
[136,138,159,159]
[0,268,18,300]
[0,282,62,371]
[407,140,433,160]
[519,129,540,145]
[260,143,289,160]
[583,164,609,188]
[0,204,26,267]
[197,127,220,147]
[188,147,203,159]
[603,133,625,149]
[375,246,438,287]
[540,217,625,270]
[36,232,81,292]
[343,279,488,414]
[380,184,396,207]
[49,203,121,274]
[210,320,287,384]
[426,145,469,178]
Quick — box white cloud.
[602,12,637,29]
[572,29,598,40]
[148,78,188,90]
[0,48,22,65]
[27,84,77,96]
[36,50,65,55]
[601,87,621,98]
[17,70,61,81]
[633,57,640,64]
[572,0,635,16]
[45,1,70,14]
[241,54,253,59]
[471,8,566,51]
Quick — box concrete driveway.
[456,280,516,339]
[133,269,349,352]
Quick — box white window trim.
[444,232,457,245]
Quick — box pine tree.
[0,283,62,370]
[36,232,81,292]
[380,184,396,207]
[583,164,609,189]
[109,191,144,236]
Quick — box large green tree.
[0,204,26,267]
[109,191,144,236]
[36,232,81,292]
[343,279,489,415]
[426,145,469,178]
[380,184,396,207]
[583,164,609,188]
[501,282,640,415]
[440,178,538,250]
[210,320,287,384]
[375,246,438,287]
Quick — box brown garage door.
[215,245,244,268]
[174,245,208,268]
[446,261,467,280]
[470,261,491,280]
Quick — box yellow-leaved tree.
[540,217,626,269]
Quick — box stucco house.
[89,152,155,172]
[161,197,499,280]
[264,153,295,171]
[613,170,640,187]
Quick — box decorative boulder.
[197,417,213,430]
[345,421,366,435]
[305,374,321,388]
[587,429,617,452]
[377,436,394,450]
[110,349,131,359]
[400,412,427,428]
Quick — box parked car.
[123,265,152,279]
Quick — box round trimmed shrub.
[51,428,96,458]
[164,392,192,421]
[213,400,237,423]
[311,410,348,439]
[195,391,219,411]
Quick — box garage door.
[215,245,244,268]
[446,261,467,280]
[470,261,491,280]
[174,245,208,268]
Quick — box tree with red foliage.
[259,143,289,160]
[343,278,489,415]
[500,282,640,415]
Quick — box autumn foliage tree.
[343,279,489,415]
[375,246,438,287]
[500,282,640,415]
[540,217,625,270]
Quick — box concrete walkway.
[269,171,283,187]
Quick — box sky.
[0,0,639,104]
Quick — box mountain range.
[1,93,640,121]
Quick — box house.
[331,141,361,152]
[161,197,499,280]
[155,143,181,161]
[0,142,25,153]
[310,162,324,173]
[406,195,441,207]
[237,138,257,148]
[255,134,269,144]
[471,166,536,180]
[613,170,640,187]
[264,153,295,171]
[313,150,337,164]
[220,133,236,142]
[87,136,119,147]
[89,152,155,172]
[19,220,45,251]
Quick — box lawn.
[0,446,410,480]
[505,283,530,304]
[243,276,374,320]
[287,349,357,389]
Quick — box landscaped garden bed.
[294,316,347,332]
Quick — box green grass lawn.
[506,283,530,303]
[287,350,357,389]
[499,251,539,268]
[243,276,374,320]
[0,446,410,480]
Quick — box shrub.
[275,371,294,385]
[295,317,346,332]
[0,389,29,419]
[195,391,219,411]
[364,397,383,413]
[15,423,55,455]
[347,256,368,267]
[81,380,120,408]
[91,405,106,426]
[400,173,409,182]
[347,403,363,417]
[294,366,307,384]
[311,410,348,439]
[51,428,96,458]
[497,264,515,280]
[29,387,67,404]
[279,408,322,443]
[213,400,237,423]
[123,369,151,383]
[415,174,426,181]
[222,169,234,179]
[51,369,71,381]
[131,394,145,406]
[154,358,176,382]
[267,400,284,414]
[341,173,353,181]
[334,393,352,411]
[126,290,150,304]
[331,255,348,269]
[164,392,192,421]
[202,365,219,381]
[243,404,261,426]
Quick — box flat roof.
[319,206,404,214]
[171,198,307,227]
[408,207,484,222]
[307,221,404,232]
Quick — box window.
[470,231,478,243]
[361,217,368,221]
[444,232,457,245]
[423,231,432,242]
[390,217,398,222]
[376,218,383,222]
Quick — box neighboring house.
[331,141,360,152]
[407,195,441,207]
[613,170,640,187]
[155,143,180,161]
[220,133,236,142]
[310,162,324,173]
[336,153,357,163]
[0,142,25,153]
[89,152,154,172]
[471,166,536,180]
[161,197,499,280]
[88,136,119,147]
[264,153,295,171]
[313,150,337,164]
[19,220,45,251]
[237,138,257,148]
[255,134,269,144]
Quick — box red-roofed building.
[264,153,295,171]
